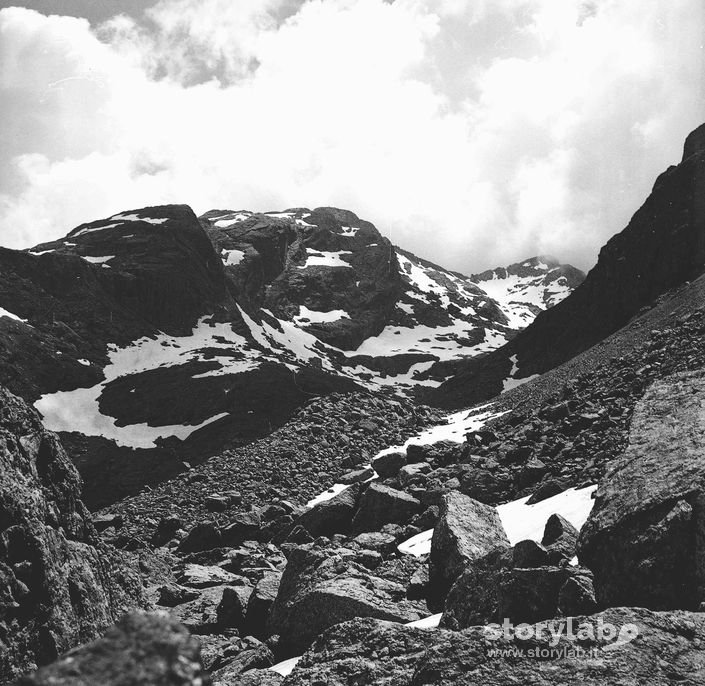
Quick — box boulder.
[512,539,549,568]
[352,532,397,557]
[17,612,208,686]
[440,546,512,629]
[210,639,274,683]
[578,370,705,609]
[178,563,245,588]
[221,510,263,547]
[351,483,421,533]
[246,571,283,639]
[297,483,361,537]
[284,608,705,685]
[429,491,509,606]
[218,585,254,632]
[371,451,406,478]
[0,386,143,683]
[541,513,579,564]
[498,566,595,624]
[268,545,424,654]
[178,521,223,553]
[170,586,229,634]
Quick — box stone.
[178,521,223,553]
[440,546,512,629]
[221,510,263,547]
[541,513,579,564]
[16,612,208,686]
[297,483,361,538]
[578,370,705,609]
[93,514,123,532]
[169,586,228,634]
[268,545,424,655]
[371,451,406,478]
[210,640,274,683]
[398,462,430,487]
[246,571,283,639]
[352,532,397,557]
[217,585,254,631]
[152,515,184,547]
[512,539,549,568]
[156,583,200,607]
[557,573,598,616]
[338,467,375,484]
[429,491,509,607]
[351,483,421,534]
[178,563,244,588]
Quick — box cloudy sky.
[0,0,703,272]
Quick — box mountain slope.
[0,205,581,505]
[429,122,705,408]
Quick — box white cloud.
[0,0,703,272]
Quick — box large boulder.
[578,370,705,609]
[246,571,283,639]
[16,612,208,686]
[297,483,361,537]
[268,544,424,655]
[351,483,421,533]
[0,386,143,682]
[429,491,509,606]
[283,608,705,686]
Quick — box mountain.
[0,205,581,506]
[429,122,705,408]
[3,122,705,685]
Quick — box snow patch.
[299,249,353,269]
[111,212,168,225]
[221,249,245,266]
[294,306,350,325]
[0,307,26,323]
[269,656,302,677]
[81,255,115,265]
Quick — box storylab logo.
[483,617,640,659]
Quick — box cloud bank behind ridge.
[0,0,703,272]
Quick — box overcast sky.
[0,1,703,272]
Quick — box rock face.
[351,483,422,533]
[432,121,705,408]
[283,608,705,686]
[268,544,425,655]
[16,612,209,686]
[0,385,144,683]
[578,369,705,609]
[429,492,509,605]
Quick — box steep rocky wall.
[0,386,144,683]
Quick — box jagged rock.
[179,521,223,553]
[222,510,263,546]
[398,461,431,487]
[246,571,283,639]
[92,513,123,532]
[210,638,274,683]
[352,532,397,556]
[440,546,512,629]
[371,451,406,478]
[526,478,566,504]
[0,386,143,683]
[170,586,229,634]
[217,585,254,632]
[512,539,549,567]
[152,515,184,547]
[338,467,375,484]
[351,483,421,534]
[178,563,244,588]
[557,573,598,616]
[285,608,705,685]
[157,583,200,607]
[429,491,509,606]
[268,545,424,655]
[578,370,705,609]
[498,566,595,624]
[17,612,208,686]
[297,483,361,537]
[541,513,579,564]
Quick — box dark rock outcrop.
[0,386,143,683]
[297,483,361,537]
[578,369,705,609]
